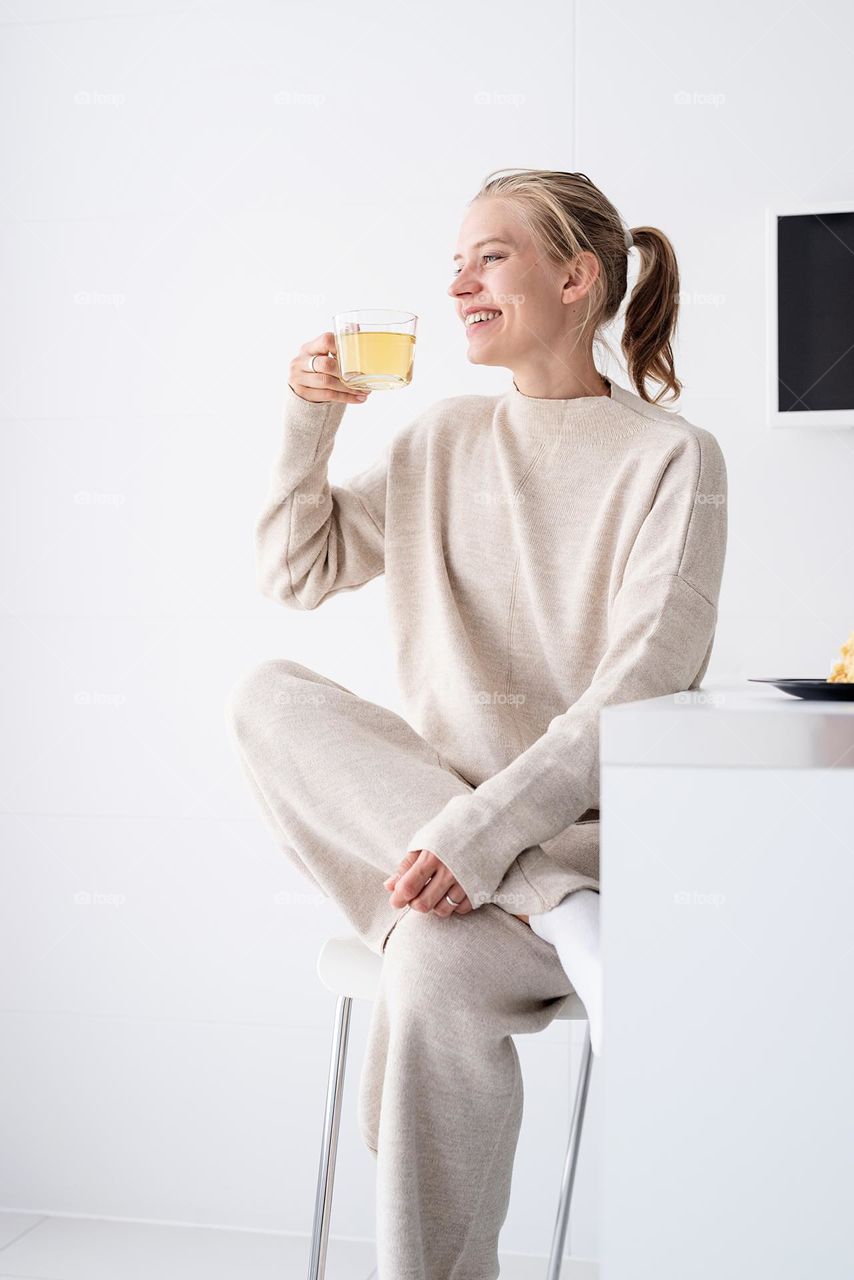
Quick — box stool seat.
[316,931,588,1018]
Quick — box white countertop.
[600,682,854,768]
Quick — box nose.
[448,266,483,302]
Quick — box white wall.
[2,0,851,1264]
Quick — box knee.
[380,909,483,1025]
[225,657,316,738]
[382,905,536,1031]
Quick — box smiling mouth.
[465,312,502,335]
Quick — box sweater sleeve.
[405,427,728,907]
[255,381,389,609]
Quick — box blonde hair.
[472,168,681,405]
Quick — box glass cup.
[333,308,417,391]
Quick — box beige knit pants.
[226,658,578,1280]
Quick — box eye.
[451,253,503,277]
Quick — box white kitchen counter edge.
[600,683,854,768]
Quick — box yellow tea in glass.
[333,308,417,390]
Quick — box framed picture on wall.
[765,202,854,428]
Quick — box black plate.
[748,678,854,701]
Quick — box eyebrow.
[453,237,515,262]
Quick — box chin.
[465,343,504,367]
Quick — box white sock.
[528,889,603,1056]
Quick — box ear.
[560,249,601,305]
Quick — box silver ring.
[310,353,320,374]
[445,892,463,906]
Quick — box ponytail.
[621,226,682,405]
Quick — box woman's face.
[448,196,597,370]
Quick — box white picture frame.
[765,200,854,429]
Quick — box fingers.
[384,865,472,916]
[387,849,465,915]
[288,331,372,404]
[303,331,337,354]
[384,850,473,917]
[305,353,339,378]
[430,881,469,917]
[387,849,434,908]
[408,870,454,913]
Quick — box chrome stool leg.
[307,993,353,1280]
[546,1023,594,1280]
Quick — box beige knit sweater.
[255,376,728,911]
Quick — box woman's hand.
[288,331,372,405]
[383,849,473,917]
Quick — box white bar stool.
[307,931,593,1279]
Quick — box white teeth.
[465,310,501,326]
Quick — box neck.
[510,359,611,401]
[501,374,641,444]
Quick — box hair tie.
[624,227,634,250]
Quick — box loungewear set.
[226,374,727,1278]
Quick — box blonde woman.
[227,168,727,1279]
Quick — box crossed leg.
[226,657,546,954]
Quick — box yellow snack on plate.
[828,629,854,682]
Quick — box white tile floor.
[0,1212,599,1278]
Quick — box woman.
[227,168,727,1278]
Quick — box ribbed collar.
[499,375,648,441]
